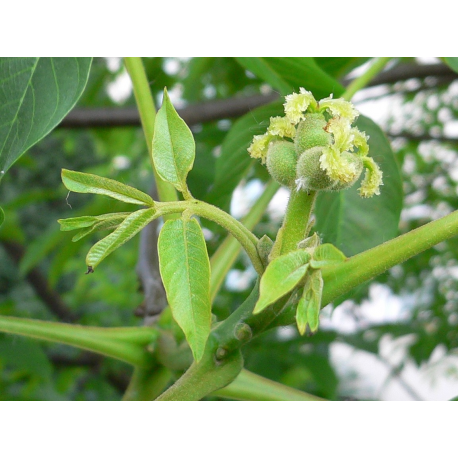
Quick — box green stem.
[0,315,156,368]
[156,199,264,275]
[271,208,458,328]
[342,57,392,101]
[124,57,178,205]
[210,180,279,300]
[215,369,327,401]
[122,366,172,401]
[155,336,243,401]
[322,208,458,305]
[278,189,317,255]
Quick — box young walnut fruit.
[295,147,335,191]
[296,148,363,192]
[266,140,297,187]
[294,113,331,154]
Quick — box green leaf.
[62,169,154,206]
[0,206,4,229]
[315,115,403,257]
[235,57,344,98]
[235,57,292,95]
[86,208,156,271]
[206,101,284,211]
[315,57,370,79]
[443,57,458,73]
[152,88,195,194]
[0,57,92,174]
[158,218,211,362]
[58,212,130,240]
[296,269,323,335]
[310,244,347,269]
[58,215,100,231]
[71,213,130,242]
[254,250,311,314]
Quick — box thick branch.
[59,93,278,129]
[58,63,457,129]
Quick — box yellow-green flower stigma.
[247,133,273,164]
[319,95,359,123]
[319,118,360,183]
[284,88,317,124]
[267,116,296,138]
[359,157,383,197]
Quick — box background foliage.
[1,57,457,400]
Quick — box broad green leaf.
[315,115,403,257]
[86,208,156,271]
[158,218,211,362]
[62,169,154,206]
[254,250,311,314]
[152,88,195,193]
[296,269,323,335]
[444,57,458,73]
[0,207,4,229]
[206,101,284,211]
[0,57,92,174]
[235,57,344,98]
[310,244,347,269]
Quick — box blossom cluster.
[248,88,383,197]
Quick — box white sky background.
[106,57,458,400]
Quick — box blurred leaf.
[152,89,195,194]
[235,57,292,95]
[315,115,403,256]
[0,57,92,174]
[315,57,370,78]
[158,218,211,362]
[254,250,310,314]
[181,57,216,101]
[207,101,283,210]
[0,206,4,229]
[86,208,156,271]
[443,57,458,73]
[19,224,68,275]
[235,57,344,98]
[0,335,53,379]
[62,169,154,206]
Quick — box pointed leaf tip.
[152,90,195,194]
